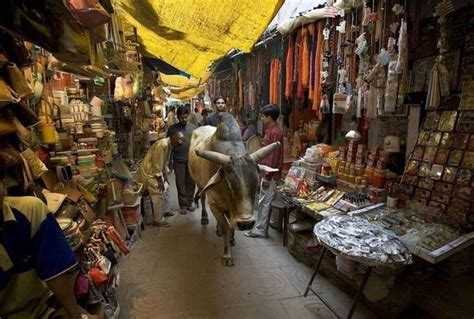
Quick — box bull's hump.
[215,113,242,142]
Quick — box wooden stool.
[271,195,294,246]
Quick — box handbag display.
[66,0,111,28]
[54,19,92,65]
[8,102,41,128]
[0,32,33,68]
[0,75,21,107]
[5,62,34,99]
[0,144,22,167]
[0,2,57,53]
[0,113,18,136]
[32,72,44,99]
[20,152,47,204]
[21,148,48,179]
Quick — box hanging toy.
[355,33,368,57]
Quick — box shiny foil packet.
[448,150,464,166]
[435,148,449,165]
[413,145,425,160]
[417,131,430,145]
[442,167,457,183]
[440,133,453,148]
[427,132,442,146]
[438,111,458,132]
[423,147,437,162]
[461,151,474,169]
[453,134,469,150]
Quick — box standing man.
[167,106,197,214]
[188,107,203,127]
[166,106,177,126]
[0,158,99,318]
[245,104,283,238]
[205,97,227,126]
[135,131,185,227]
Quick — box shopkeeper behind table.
[0,159,98,318]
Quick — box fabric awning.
[142,56,190,77]
[168,85,206,100]
[116,0,284,78]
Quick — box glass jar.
[363,166,375,185]
[355,164,366,177]
[372,169,387,189]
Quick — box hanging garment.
[284,34,294,99]
[384,61,399,113]
[238,69,244,110]
[296,29,305,102]
[269,59,274,104]
[308,23,317,100]
[426,61,450,109]
[301,26,310,89]
[312,22,323,112]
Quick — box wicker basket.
[122,182,143,206]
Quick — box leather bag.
[66,0,111,28]
[5,62,34,99]
[0,75,20,107]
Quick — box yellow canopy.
[169,85,206,100]
[116,0,284,78]
[159,72,209,89]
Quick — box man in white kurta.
[135,132,184,227]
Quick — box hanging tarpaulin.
[169,85,206,100]
[115,0,284,78]
[159,72,210,89]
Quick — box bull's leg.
[216,225,223,237]
[230,228,236,246]
[199,194,209,225]
[212,207,233,267]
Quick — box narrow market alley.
[117,174,375,319]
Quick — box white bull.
[188,113,280,266]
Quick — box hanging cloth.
[269,60,273,104]
[308,23,317,100]
[312,22,324,112]
[269,58,281,105]
[284,34,294,99]
[237,69,244,110]
[296,29,305,102]
[275,59,281,105]
[301,26,310,89]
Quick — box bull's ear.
[195,150,231,166]
[258,164,279,174]
[249,142,281,163]
[198,167,223,197]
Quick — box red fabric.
[285,34,294,99]
[312,22,323,113]
[301,26,309,89]
[296,29,305,101]
[261,123,284,180]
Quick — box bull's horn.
[249,142,281,163]
[195,150,231,166]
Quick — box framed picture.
[410,51,461,93]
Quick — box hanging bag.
[5,62,34,99]
[0,75,21,107]
[66,0,111,28]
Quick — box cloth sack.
[42,189,68,214]
[5,62,34,99]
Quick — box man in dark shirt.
[205,97,227,126]
[245,104,284,238]
[167,106,197,214]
